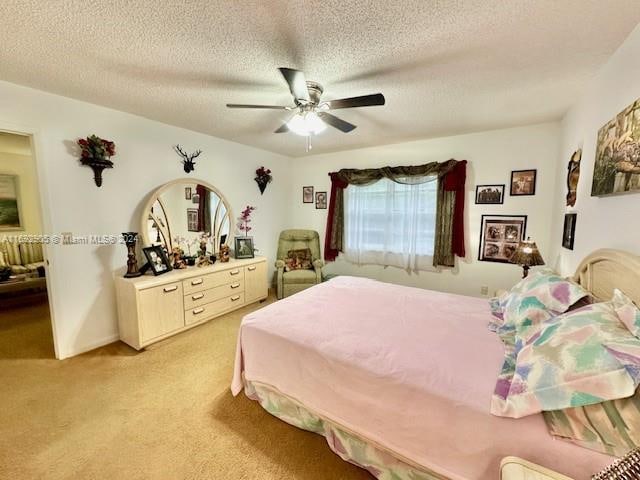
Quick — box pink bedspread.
[232,276,612,479]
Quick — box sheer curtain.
[344,176,438,271]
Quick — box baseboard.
[59,333,120,359]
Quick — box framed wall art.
[591,97,640,197]
[475,184,505,204]
[478,215,527,263]
[315,191,327,209]
[510,170,537,196]
[187,208,198,232]
[0,174,23,231]
[566,149,581,206]
[303,186,314,203]
[562,213,577,250]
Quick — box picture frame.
[187,208,198,232]
[234,236,254,259]
[315,191,327,209]
[142,246,173,276]
[303,186,314,203]
[562,213,577,250]
[510,170,537,196]
[191,193,200,204]
[478,215,527,263]
[0,174,23,231]
[185,187,192,200]
[475,184,505,204]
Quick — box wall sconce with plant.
[77,135,116,187]
[255,166,272,194]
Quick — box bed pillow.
[491,299,640,418]
[491,271,589,337]
[612,288,640,338]
[284,248,313,272]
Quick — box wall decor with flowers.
[77,135,116,187]
[255,166,272,195]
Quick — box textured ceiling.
[1,1,639,157]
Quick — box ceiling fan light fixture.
[287,111,327,136]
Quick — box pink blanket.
[232,276,612,479]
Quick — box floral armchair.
[275,229,324,299]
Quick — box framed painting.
[478,215,527,263]
[303,186,314,203]
[510,170,537,196]
[591,97,640,197]
[475,184,505,204]
[315,191,327,209]
[187,208,198,232]
[0,174,23,231]
[562,213,577,250]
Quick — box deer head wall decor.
[174,145,202,173]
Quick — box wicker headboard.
[572,249,640,304]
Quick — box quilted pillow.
[284,248,313,272]
[492,299,640,418]
[612,289,640,338]
[496,271,589,338]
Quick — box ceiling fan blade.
[318,112,357,133]
[274,122,290,133]
[226,104,290,109]
[328,93,385,110]
[278,67,310,103]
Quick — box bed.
[231,249,640,479]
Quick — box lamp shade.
[509,238,545,267]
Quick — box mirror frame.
[140,178,234,253]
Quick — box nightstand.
[500,457,575,480]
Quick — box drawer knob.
[247,266,257,271]
[230,283,240,289]
[192,293,205,300]
[163,286,178,293]
[230,270,240,275]
[193,307,205,315]
[231,295,240,301]
[191,278,203,285]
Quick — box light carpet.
[0,296,370,479]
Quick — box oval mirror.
[140,179,233,255]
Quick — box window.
[344,176,438,271]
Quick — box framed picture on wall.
[0,174,23,231]
[185,187,192,200]
[478,215,527,263]
[315,191,327,209]
[510,170,537,196]
[303,186,314,203]
[187,208,198,232]
[475,184,505,204]
[562,213,577,250]
[191,193,200,204]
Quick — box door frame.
[0,122,62,359]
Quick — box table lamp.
[509,237,545,278]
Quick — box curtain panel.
[324,160,467,267]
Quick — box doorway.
[0,131,55,359]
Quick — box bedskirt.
[243,378,447,480]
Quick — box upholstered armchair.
[275,229,324,299]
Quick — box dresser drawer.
[183,280,244,310]
[182,267,244,295]
[184,293,245,325]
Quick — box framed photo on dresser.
[478,215,527,263]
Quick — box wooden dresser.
[115,256,268,350]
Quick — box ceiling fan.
[226,68,385,141]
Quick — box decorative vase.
[254,176,270,195]
[122,232,142,278]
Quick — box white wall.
[0,80,291,359]
[549,24,640,276]
[289,123,560,297]
[0,150,43,234]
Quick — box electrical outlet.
[480,286,489,296]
